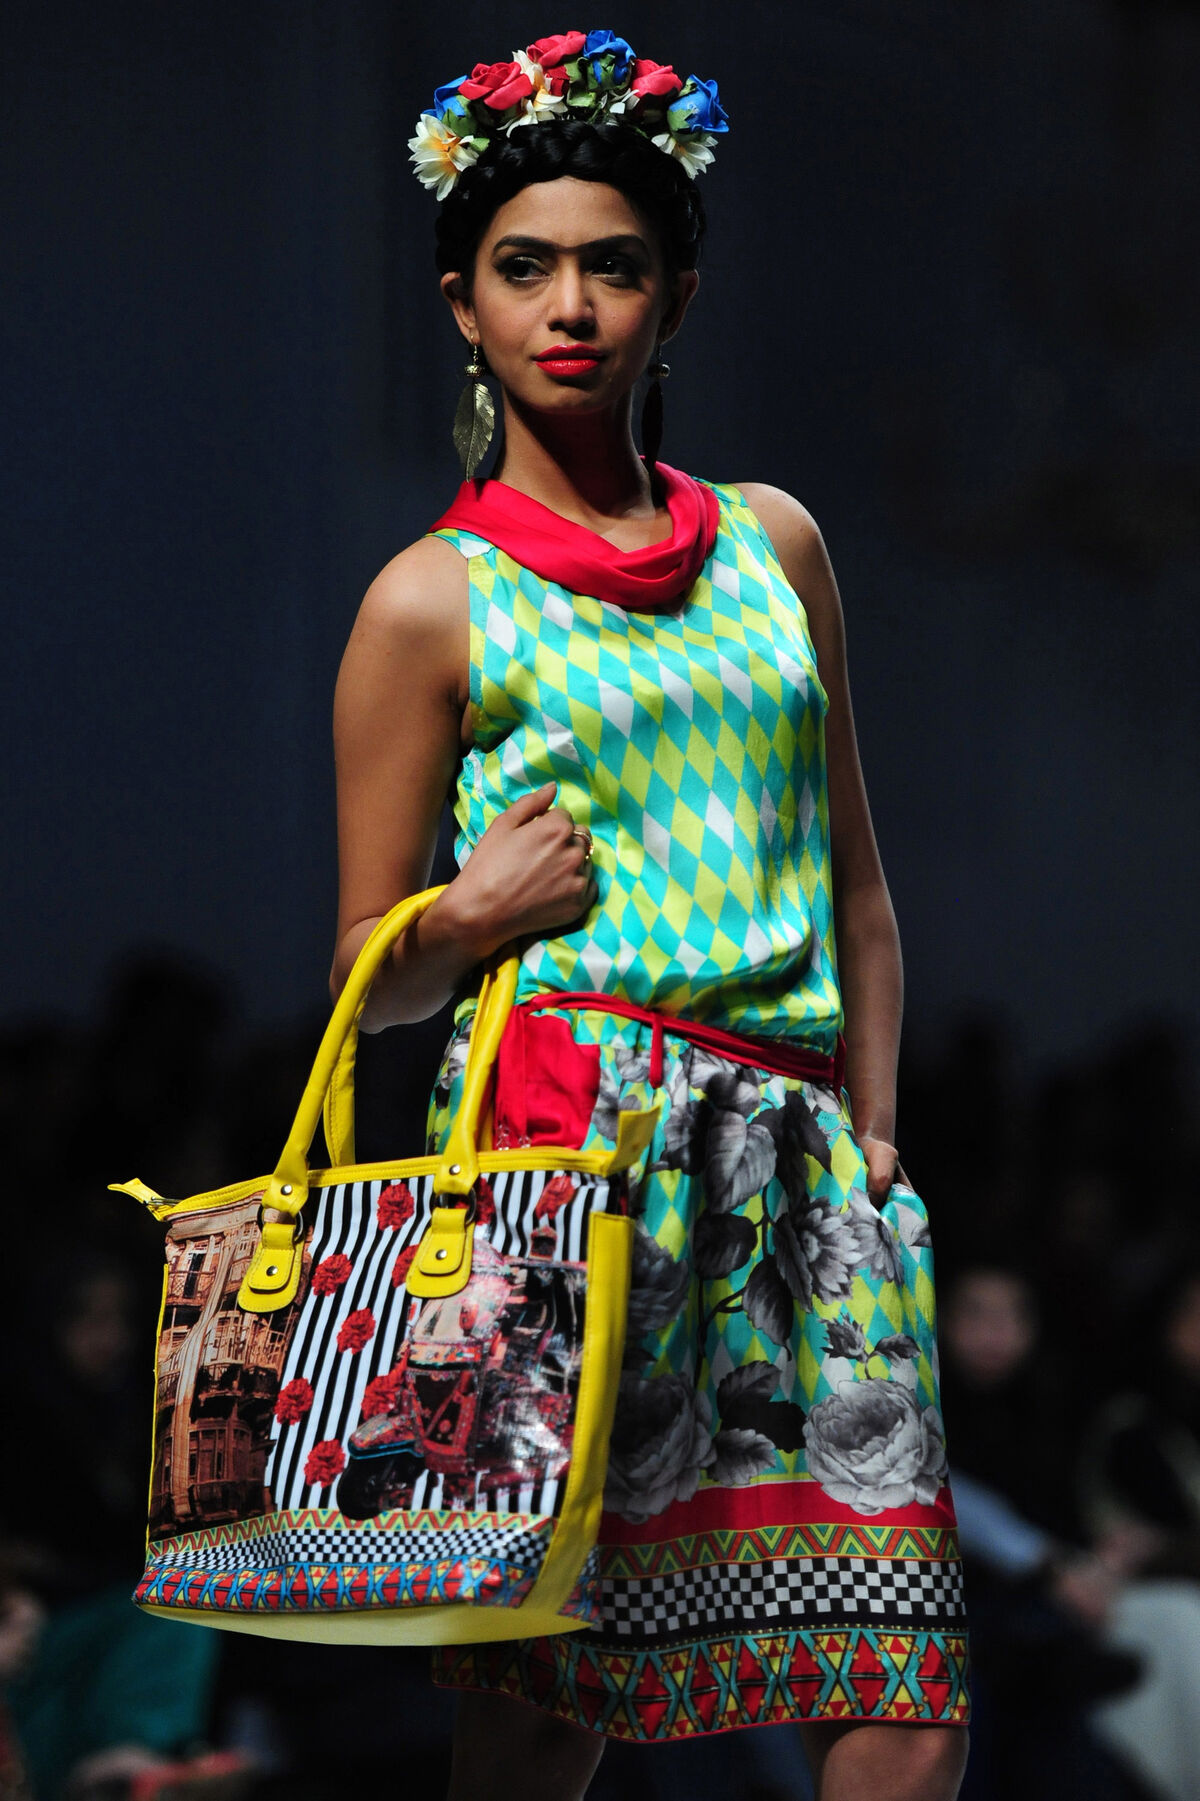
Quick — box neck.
[488,389,661,526]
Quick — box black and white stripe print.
[266,1167,619,1515]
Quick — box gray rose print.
[803,1378,948,1514]
[845,1187,906,1286]
[773,1194,863,1313]
[823,1313,920,1370]
[709,1427,778,1485]
[823,1313,870,1362]
[604,1373,716,1522]
[625,1221,690,1346]
[763,1089,834,1204]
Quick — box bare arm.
[329,538,596,1031]
[737,483,904,1201]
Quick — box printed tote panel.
[111,888,655,1645]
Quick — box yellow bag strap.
[261,886,519,1219]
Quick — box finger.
[502,782,558,827]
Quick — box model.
[329,29,971,1801]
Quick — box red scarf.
[427,460,719,611]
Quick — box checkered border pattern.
[146,1521,547,1576]
[596,1554,966,1648]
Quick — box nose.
[547,259,595,337]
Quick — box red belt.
[517,992,846,1094]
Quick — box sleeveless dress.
[421,480,971,1739]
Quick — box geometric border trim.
[431,1626,972,1737]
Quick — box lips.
[535,345,604,363]
[533,343,601,376]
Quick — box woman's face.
[441,176,697,417]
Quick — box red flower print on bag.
[336,1309,376,1354]
[475,1175,496,1231]
[361,1370,402,1419]
[311,1253,353,1296]
[377,1181,416,1229]
[274,1377,314,1424]
[534,1172,576,1224]
[304,1439,345,1487]
[391,1245,418,1288]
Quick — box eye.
[593,254,637,281]
[498,254,542,281]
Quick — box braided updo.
[433,116,707,295]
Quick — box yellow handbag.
[111,886,658,1644]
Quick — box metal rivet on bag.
[266,1265,278,1276]
[280,1184,293,1195]
[435,1248,448,1260]
[448,1164,461,1175]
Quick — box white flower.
[408,112,480,200]
[650,129,717,178]
[502,49,571,134]
[804,1378,948,1515]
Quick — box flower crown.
[409,29,729,200]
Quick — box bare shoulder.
[733,482,843,659]
[355,532,467,649]
[335,532,469,730]
[733,482,832,587]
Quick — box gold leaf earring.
[453,337,495,479]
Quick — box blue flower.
[667,75,729,136]
[432,76,469,122]
[584,29,636,85]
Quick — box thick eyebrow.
[490,233,648,257]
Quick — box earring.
[453,337,495,479]
[640,349,671,489]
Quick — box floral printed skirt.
[425,1002,971,1740]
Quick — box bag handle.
[258,886,518,1221]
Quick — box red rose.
[311,1253,353,1297]
[361,1370,402,1418]
[336,1308,377,1354]
[459,60,534,111]
[391,1245,418,1288]
[274,1377,314,1424]
[526,31,587,68]
[534,1172,576,1224]
[377,1181,416,1230]
[630,58,683,101]
[304,1439,345,1487]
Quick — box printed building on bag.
[151,1198,297,1533]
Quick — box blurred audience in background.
[0,938,1194,1797]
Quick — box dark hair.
[434,117,706,296]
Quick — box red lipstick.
[535,344,604,378]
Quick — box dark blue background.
[6,0,1198,1069]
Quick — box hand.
[447,781,598,957]
[858,1134,909,1209]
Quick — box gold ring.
[570,827,593,858]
